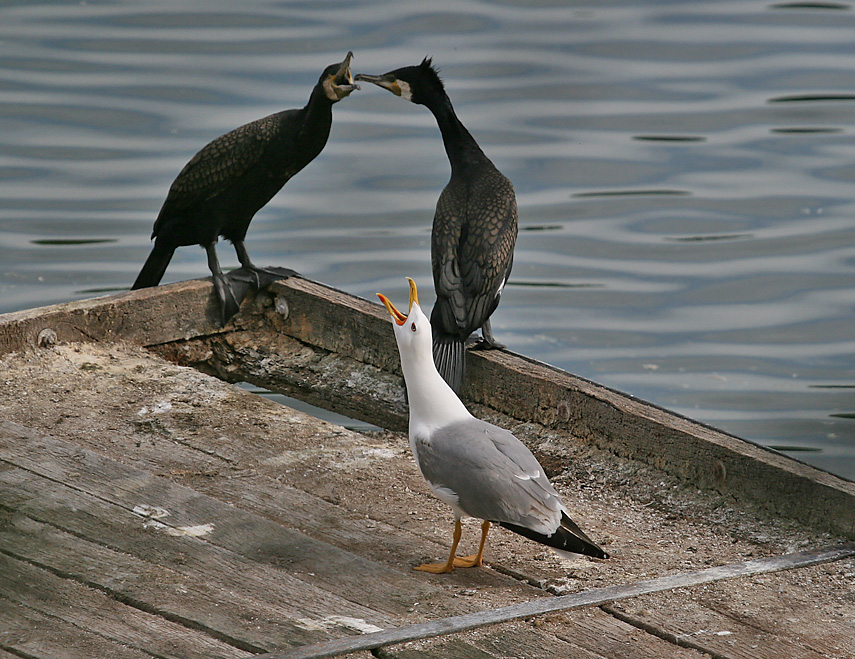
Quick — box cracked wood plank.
[0,508,365,652]
[0,595,154,659]
[0,420,435,619]
[0,550,245,659]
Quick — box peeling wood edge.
[256,543,855,659]
[1,277,854,540]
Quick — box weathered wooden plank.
[701,566,855,658]
[4,321,852,658]
[158,328,409,432]
[0,342,716,659]
[0,595,154,659]
[0,342,506,591]
[378,637,498,659]
[0,339,584,598]
[0,279,224,354]
[428,627,594,659]
[0,509,367,652]
[604,562,855,659]
[0,403,575,659]
[0,419,441,617]
[0,549,246,659]
[263,277,397,373]
[383,613,707,659]
[544,608,708,659]
[263,544,855,659]
[602,600,831,659]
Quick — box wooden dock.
[1,276,854,658]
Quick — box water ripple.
[1,0,854,479]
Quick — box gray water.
[1,1,854,480]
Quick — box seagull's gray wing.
[414,418,564,536]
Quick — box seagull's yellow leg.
[414,519,464,573]
[453,520,490,568]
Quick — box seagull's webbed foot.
[413,520,490,574]
[451,554,483,568]
[414,559,456,574]
[453,521,491,568]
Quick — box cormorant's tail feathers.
[131,242,175,290]
[499,512,609,560]
[433,332,465,394]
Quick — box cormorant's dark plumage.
[133,52,358,324]
[357,58,517,393]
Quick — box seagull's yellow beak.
[377,293,406,325]
[377,277,419,326]
[406,277,419,309]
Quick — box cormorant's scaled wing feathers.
[431,171,518,336]
[414,418,564,537]
[159,111,294,214]
[431,185,468,333]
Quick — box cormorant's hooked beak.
[330,51,359,100]
[355,71,402,97]
[377,277,419,326]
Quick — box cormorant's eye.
[411,322,417,332]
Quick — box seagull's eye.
[411,322,417,332]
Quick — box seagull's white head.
[377,277,433,361]
[378,278,471,430]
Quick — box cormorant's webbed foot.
[232,241,298,288]
[212,272,242,325]
[468,319,505,351]
[206,243,243,325]
[227,265,298,289]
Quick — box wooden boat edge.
[1,276,852,540]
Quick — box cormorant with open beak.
[133,52,358,324]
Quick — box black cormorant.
[132,52,358,324]
[356,58,518,393]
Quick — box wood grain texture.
[1,339,853,659]
[0,596,155,659]
[0,508,353,652]
[0,550,245,659]
[0,279,223,354]
[0,419,433,620]
[0,279,853,659]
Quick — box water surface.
[1,0,853,479]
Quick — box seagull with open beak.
[378,278,609,573]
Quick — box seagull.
[378,278,609,573]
